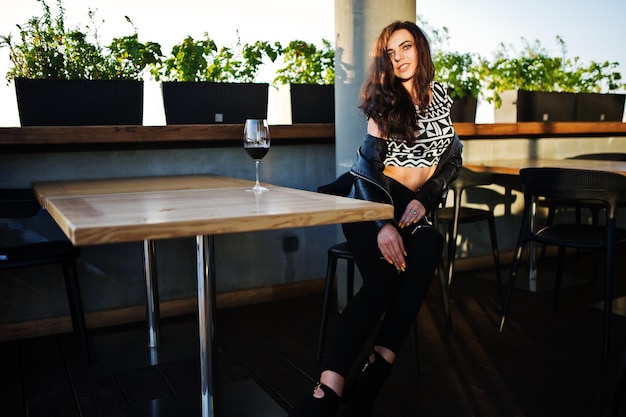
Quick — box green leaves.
[156,35,217,82]
[2,0,334,85]
[155,36,334,85]
[433,51,483,100]
[1,0,163,81]
[272,39,335,85]
[154,35,281,83]
[419,14,625,109]
[484,37,625,107]
[107,34,163,80]
[434,35,625,108]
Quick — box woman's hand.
[377,223,406,272]
[399,199,426,228]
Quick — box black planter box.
[290,84,334,123]
[575,93,625,121]
[162,82,269,124]
[15,78,144,126]
[450,96,477,123]
[516,90,576,122]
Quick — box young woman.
[290,20,463,417]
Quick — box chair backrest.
[442,166,501,211]
[0,189,40,219]
[448,166,495,194]
[317,172,353,196]
[520,168,626,219]
[567,153,626,162]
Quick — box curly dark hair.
[359,21,434,141]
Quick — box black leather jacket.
[320,133,463,230]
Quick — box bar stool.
[316,242,422,377]
[0,188,91,362]
[315,173,450,377]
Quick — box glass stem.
[255,160,261,187]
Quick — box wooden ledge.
[1,122,625,147]
[0,123,335,145]
[453,121,626,138]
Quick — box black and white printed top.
[383,81,455,168]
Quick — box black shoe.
[342,351,392,417]
[289,382,340,417]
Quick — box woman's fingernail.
[403,251,407,256]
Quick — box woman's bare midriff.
[366,118,437,193]
[384,165,436,193]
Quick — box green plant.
[154,33,280,83]
[272,39,334,85]
[485,36,625,107]
[417,15,484,101]
[0,0,162,81]
[104,31,163,80]
[434,50,484,100]
[152,35,216,82]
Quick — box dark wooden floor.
[2,249,626,417]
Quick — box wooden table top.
[32,175,393,246]
[33,174,251,206]
[464,158,626,176]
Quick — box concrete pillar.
[333,0,416,174]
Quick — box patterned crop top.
[383,82,455,168]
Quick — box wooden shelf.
[453,121,626,138]
[1,122,625,147]
[0,123,335,145]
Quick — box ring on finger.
[410,209,417,215]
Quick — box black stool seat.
[0,241,80,268]
[328,241,352,258]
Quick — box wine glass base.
[246,185,269,193]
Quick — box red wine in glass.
[244,147,269,160]
[243,119,270,192]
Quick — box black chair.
[316,242,423,377]
[0,189,90,360]
[541,153,626,269]
[499,168,626,358]
[569,153,626,162]
[434,166,503,291]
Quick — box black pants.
[323,177,443,377]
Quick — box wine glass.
[243,119,271,193]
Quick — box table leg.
[528,200,538,292]
[143,239,160,348]
[197,234,217,417]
